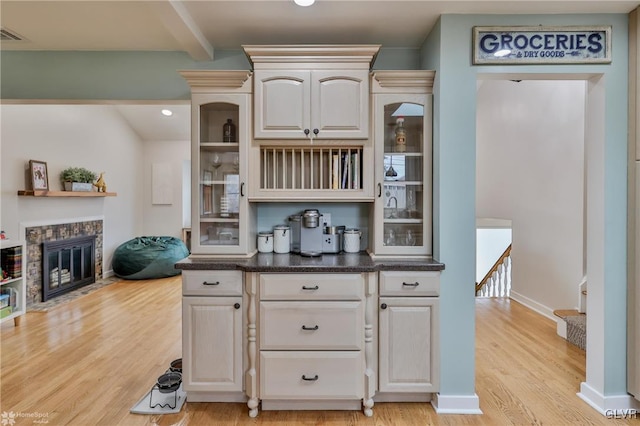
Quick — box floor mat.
[130,383,186,415]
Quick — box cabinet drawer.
[260,301,363,350]
[183,270,243,296]
[260,273,363,300]
[260,351,363,399]
[379,271,440,296]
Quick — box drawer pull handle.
[234,303,241,309]
[402,281,420,287]
[302,285,319,290]
[301,325,319,331]
[203,281,220,286]
[302,374,319,381]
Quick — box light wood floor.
[1,277,636,425]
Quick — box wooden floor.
[1,277,636,425]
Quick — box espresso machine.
[289,209,324,256]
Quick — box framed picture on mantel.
[29,160,49,191]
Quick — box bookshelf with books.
[0,239,27,326]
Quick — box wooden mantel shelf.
[18,190,117,197]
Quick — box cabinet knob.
[234,303,241,309]
[302,374,319,381]
[313,128,319,136]
[380,303,387,310]
[304,129,310,136]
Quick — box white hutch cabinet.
[181,71,256,256]
[179,50,442,418]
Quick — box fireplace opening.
[42,235,96,301]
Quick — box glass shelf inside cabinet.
[199,101,241,247]
[382,102,425,248]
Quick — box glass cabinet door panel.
[200,103,239,143]
[195,99,245,251]
[380,101,426,251]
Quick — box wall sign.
[473,26,611,65]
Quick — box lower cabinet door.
[378,297,439,393]
[182,296,243,391]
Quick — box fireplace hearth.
[42,236,96,301]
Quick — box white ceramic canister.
[273,225,290,254]
[343,228,361,253]
[257,231,273,253]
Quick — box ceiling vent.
[0,28,24,41]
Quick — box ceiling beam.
[154,0,214,61]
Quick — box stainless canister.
[302,209,320,228]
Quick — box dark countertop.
[176,252,445,273]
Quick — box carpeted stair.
[554,309,586,350]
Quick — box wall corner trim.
[432,393,482,414]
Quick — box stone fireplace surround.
[22,217,103,306]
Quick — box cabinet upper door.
[311,70,369,139]
[254,70,310,139]
[253,70,369,140]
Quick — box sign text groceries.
[473,26,611,64]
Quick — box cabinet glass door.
[196,101,244,251]
[376,95,432,256]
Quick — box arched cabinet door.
[254,70,369,140]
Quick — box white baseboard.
[578,382,640,416]
[432,393,482,414]
[103,270,114,278]
[510,290,555,321]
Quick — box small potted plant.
[60,167,97,192]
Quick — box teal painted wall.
[421,13,629,398]
[0,50,250,100]
[0,47,417,100]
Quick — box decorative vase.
[64,182,93,192]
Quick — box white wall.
[0,104,145,274]
[476,227,512,282]
[141,139,190,238]
[476,80,585,315]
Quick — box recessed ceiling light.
[161,109,173,117]
[294,0,315,6]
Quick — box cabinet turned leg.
[13,316,21,326]
[363,398,374,417]
[248,398,259,418]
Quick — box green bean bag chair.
[113,236,189,280]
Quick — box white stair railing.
[476,244,512,298]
